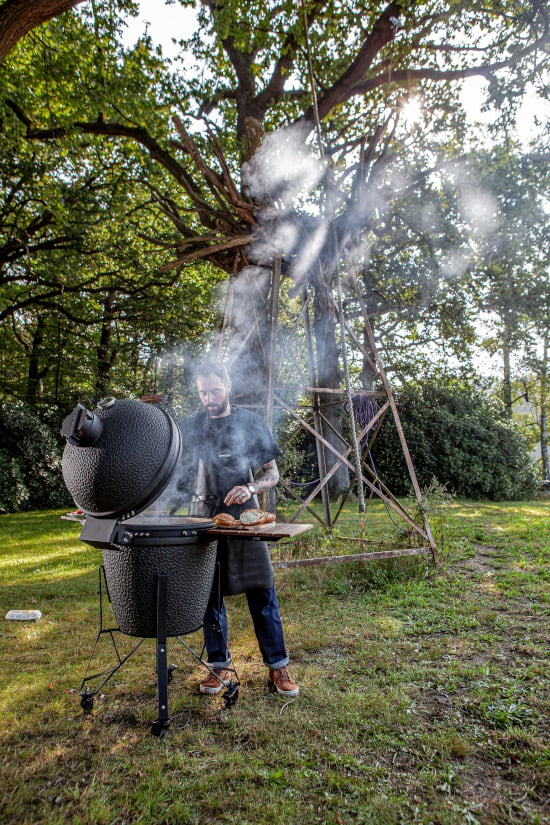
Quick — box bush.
[0,401,70,512]
[371,382,539,500]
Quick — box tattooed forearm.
[254,460,279,492]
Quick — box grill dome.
[61,398,181,518]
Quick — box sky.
[122,0,197,59]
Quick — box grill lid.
[61,397,182,519]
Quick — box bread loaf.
[239,508,264,525]
[239,508,276,526]
[213,512,237,526]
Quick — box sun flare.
[400,96,424,127]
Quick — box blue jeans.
[202,585,289,670]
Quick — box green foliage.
[0,402,70,512]
[372,381,539,500]
[0,9,226,409]
[1,0,548,494]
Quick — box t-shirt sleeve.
[241,410,282,469]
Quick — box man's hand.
[224,485,253,506]
[223,460,279,506]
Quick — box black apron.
[189,450,275,597]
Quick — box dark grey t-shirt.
[180,406,282,511]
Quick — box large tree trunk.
[223,265,272,407]
[95,289,117,401]
[26,316,49,404]
[54,320,70,403]
[502,322,513,419]
[360,325,378,390]
[0,0,84,63]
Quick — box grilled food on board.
[213,509,276,527]
[213,512,238,526]
[239,508,276,526]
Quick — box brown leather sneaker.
[269,666,299,697]
[199,668,231,695]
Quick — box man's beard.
[206,395,230,417]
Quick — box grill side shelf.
[61,514,314,542]
[207,523,313,540]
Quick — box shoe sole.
[199,683,226,695]
[271,682,299,697]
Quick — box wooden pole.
[275,393,430,542]
[348,283,438,562]
[273,547,431,569]
[265,256,281,433]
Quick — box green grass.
[0,500,549,825]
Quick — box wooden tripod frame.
[221,258,438,565]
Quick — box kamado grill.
[60,396,311,736]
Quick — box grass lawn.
[0,498,548,825]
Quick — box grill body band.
[102,539,218,638]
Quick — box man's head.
[195,360,231,418]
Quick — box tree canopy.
[0,0,548,496]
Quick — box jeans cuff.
[264,656,289,670]
[207,658,232,669]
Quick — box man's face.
[196,373,231,418]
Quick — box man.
[182,359,299,698]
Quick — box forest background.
[0,0,549,512]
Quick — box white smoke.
[241,122,327,209]
[439,246,474,279]
[291,221,330,283]
[249,219,300,263]
[458,185,500,235]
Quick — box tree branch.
[253,0,326,115]
[0,0,85,63]
[303,2,402,124]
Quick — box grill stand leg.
[79,566,237,734]
[79,566,145,712]
[151,572,171,738]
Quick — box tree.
[1,13,227,407]
[2,0,549,494]
[370,380,539,500]
[0,400,70,511]
[469,147,550,417]
[518,271,550,481]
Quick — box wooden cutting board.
[207,522,313,540]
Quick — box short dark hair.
[194,359,231,386]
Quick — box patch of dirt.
[458,543,505,574]
[398,547,550,823]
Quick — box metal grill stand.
[79,563,238,738]
[76,518,312,737]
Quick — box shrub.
[0,401,70,512]
[370,382,539,500]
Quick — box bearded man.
[181,359,299,698]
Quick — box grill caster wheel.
[151,719,170,738]
[223,682,239,708]
[80,692,94,713]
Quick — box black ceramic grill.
[60,397,218,639]
[102,517,217,638]
[60,396,312,735]
[61,396,183,519]
[60,397,222,734]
